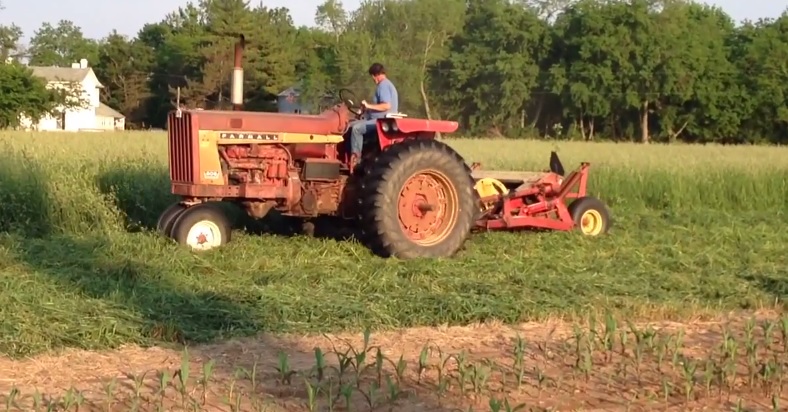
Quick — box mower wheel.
[569,196,611,236]
[358,138,476,259]
[156,202,187,237]
[170,202,232,251]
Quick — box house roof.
[277,82,333,99]
[278,86,300,97]
[96,103,125,119]
[29,66,91,82]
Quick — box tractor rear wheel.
[358,139,476,259]
[170,202,232,251]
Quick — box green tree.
[732,13,788,143]
[16,0,786,143]
[28,20,99,66]
[441,0,548,136]
[93,31,155,126]
[0,24,23,62]
[657,3,744,143]
[548,0,622,140]
[0,63,84,128]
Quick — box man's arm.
[365,101,390,112]
[364,84,392,112]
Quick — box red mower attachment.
[471,151,611,235]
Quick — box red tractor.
[157,36,611,259]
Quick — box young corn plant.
[303,378,319,412]
[680,356,698,403]
[312,347,327,383]
[489,397,527,412]
[200,359,215,406]
[512,334,527,388]
[276,350,296,385]
[602,311,617,363]
[4,387,19,411]
[385,353,408,385]
[175,348,192,407]
[780,316,788,353]
[470,360,492,394]
[417,344,430,385]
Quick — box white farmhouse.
[20,59,125,131]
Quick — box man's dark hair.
[368,63,385,76]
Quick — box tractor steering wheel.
[338,88,364,116]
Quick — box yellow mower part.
[474,177,509,210]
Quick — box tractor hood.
[179,106,351,136]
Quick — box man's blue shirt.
[368,78,398,119]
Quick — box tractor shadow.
[240,212,360,243]
[95,164,177,232]
[8,233,262,348]
[0,152,54,237]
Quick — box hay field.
[0,131,785,410]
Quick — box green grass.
[0,131,785,359]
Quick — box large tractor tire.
[358,138,477,259]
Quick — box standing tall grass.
[0,131,175,235]
[0,131,784,238]
[448,138,788,212]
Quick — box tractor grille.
[167,111,195,183]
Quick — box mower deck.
[470,170,546,190]
[469,158,609,235]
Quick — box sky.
[2,0,786,44]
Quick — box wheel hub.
[397,171,458,246]
[186,220,221,250]
[580,210,603,235]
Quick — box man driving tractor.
[348,63,399,168]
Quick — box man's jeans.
[348,119,377,155]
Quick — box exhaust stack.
[231,34,245,111]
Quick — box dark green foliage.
[0,63,84,128]
[6,0,788,142]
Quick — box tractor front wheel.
[568,196,611,236]
[358,139,476,259]
[156,202,187,237]
[170,202,232,251]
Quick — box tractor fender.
[384,118,459,134]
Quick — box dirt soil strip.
[0,310,784,411]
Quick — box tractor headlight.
[390,121,398,131]
[381,122,390,132]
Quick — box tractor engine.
[220,144,290,186]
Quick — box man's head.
[368,63,386,84]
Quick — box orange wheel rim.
[397,169,459,246]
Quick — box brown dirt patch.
[0,310,785,411]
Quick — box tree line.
[1,0,786,144]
